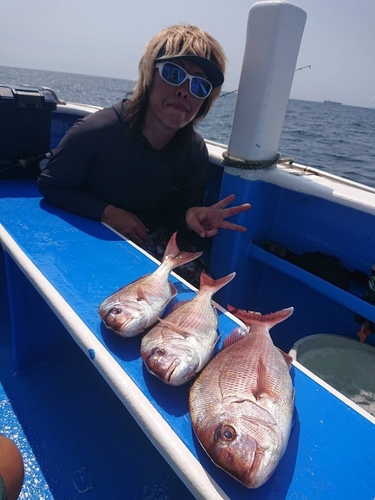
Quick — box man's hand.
[185,194,251,238]
[101,204,151,246]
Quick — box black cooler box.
[0,85,57,179]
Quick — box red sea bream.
[140,271,235,385]
[189,306,295,489]
[98,232,202,337]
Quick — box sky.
[1,0,374,108]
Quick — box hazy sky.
[1,0,374,108]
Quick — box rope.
[279,157,294,164]
[222,151,281,170]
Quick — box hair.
[126,24,226,132]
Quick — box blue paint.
[210,173,375,352]
[88,348,95,360]
[2,180,375,499]
[0,331,193,499]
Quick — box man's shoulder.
[86,101,124,127]
[192,129,205,145]
[191,130,208,157]
[66,101,125,140]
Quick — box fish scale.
[98,232,202,337]
[140,271,236,385]
[189,306,294,489]
[165,287,219,333]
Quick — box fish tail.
[227,305,294,328]
[200,271,236,294]
[162,232,202,269]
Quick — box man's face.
[146,59,208,134]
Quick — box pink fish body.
[98,232,202,337]
[189,306,294,489]
[140,272,236,385]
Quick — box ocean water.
[2,65,375,188]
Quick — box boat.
[323,100,342,105]
[1,2,375,499]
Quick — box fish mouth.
[243,446,266,488]
[165,359,180,383]
[144,349,180,383]
[101,300,148,334]
[105,313,141,336]
[106,314,129,332]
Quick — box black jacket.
[38,100,209,232]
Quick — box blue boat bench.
[1,180,375,500]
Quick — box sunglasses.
[154,61,212,99]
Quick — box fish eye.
[109,307,123,316]
[215,424,237,443]
[152,347,165,357]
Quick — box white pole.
[227,1,307,164]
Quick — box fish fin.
[223,325,250,348]
[200,271,236,293]
[256,356,293,401]
[174,250,203,267]
[162,232,202,268]
[157,317,194,338]
[163,231,179,258]
[227,305,294,329]
[256,357,278,400]
[291,393,297,428]
[169,282,178,298]
[136,286,150,303]
[170,300,189,311]
[279,348,293,369]
[213,334,221,348]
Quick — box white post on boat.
[226,1,307,166]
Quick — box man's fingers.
[213,193,236,209]
[221,203,251,217]
[220,221,248,232]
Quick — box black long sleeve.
[38,101,209,232]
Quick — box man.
[38,24,250,282]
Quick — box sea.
[2,65,375,188]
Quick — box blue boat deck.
[0,265,194,499]
[1,180,375,499]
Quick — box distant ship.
[323,100,342,105]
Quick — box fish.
[189,305,294,489]
[140,271,236,385]
[98,232,202,337]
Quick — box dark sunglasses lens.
[162,63,186,85]
[191,78,211,98]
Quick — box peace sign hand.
[185,194,251,238]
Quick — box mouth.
[108,315,137,336]
[168,102,190,113]
[111,315,131,331]
[243,447,266,488]
[164,360,178,382]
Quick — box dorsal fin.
[223,325,250,349]
[279,348,293,369]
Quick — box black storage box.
[0,85,57,179]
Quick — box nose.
[176,79,190,99]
